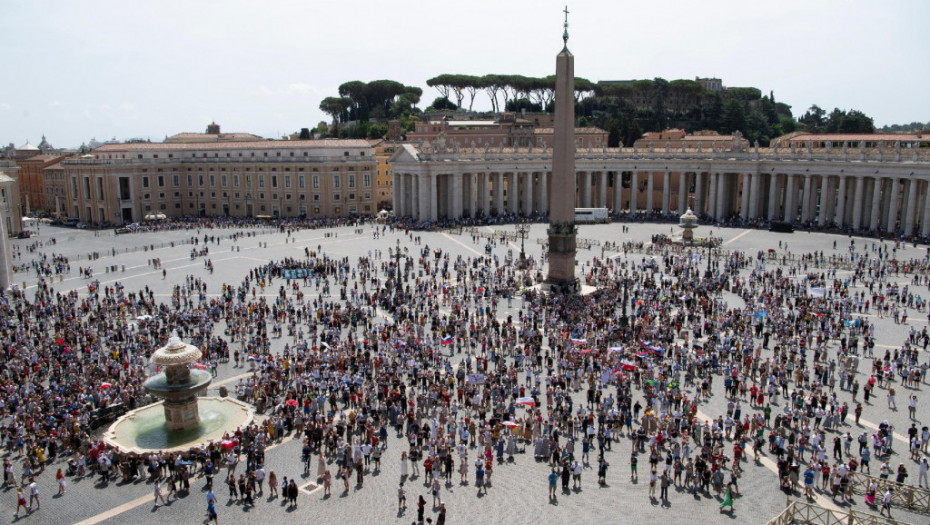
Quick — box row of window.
[105,150,368,160]
[138,192,372,202]
[141,174,371,189]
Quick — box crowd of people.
[1,215,928,524]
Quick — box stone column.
[523,173,534,215]
[834,175,847,227]
[869,177,883,231]
[851,176,864,229]
[662,170,671,214]
[506,173,517,214]
[452,173,463,219]
[630,172,639,214]
[678,172,688,213]
[904,178,918,235]
[0,210,11,290]
[493,173,504,215]
[647,172,655,213]
[801,174,813,222]
[707,172,717,220]
[536,171,549,213]
[739,174,750,220]
[393,172,402,215]
[465,174,476,218]
[715,173,726,220]
[598,171,608,208]
[768,173,780,221]
[920,181,930,236]
[695,172,704,215]
[482,173,491,216]
[817,176,832,226]
[783,175,795,223]
[749,172,761,219]
[579,171,590,207]
[613,172,623,213]
[886,178,901,233]
[429,174,438,221]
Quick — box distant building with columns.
[389,135,930,237]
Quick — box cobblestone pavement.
[2,221,927,524]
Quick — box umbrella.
[286,399,299,407]
[515,396,535,407]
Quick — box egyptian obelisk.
[545,6,578,293]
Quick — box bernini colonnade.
[390,141,930,236]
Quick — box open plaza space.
[2,218,929,525]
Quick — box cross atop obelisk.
[545,6,578,294]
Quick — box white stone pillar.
[0,210,11,290]
[393,172,402,215]
[613,172,623,213]
[536,171,549,213]
[768,173,780,221]
[801,174,813,222]
[482,173,491,216]
[465,174,476,218]
[748,172,758,219]
[598,171,608,208]
[739,174,750,220]
[678,172,687,213]
[707,172,717,220]
[662,171,671,214]
[493,173,504,215]
[920,181,930,236]
[818,176,831,226]
[695,172,705,215]
[582,172,592,208]
[904,178,918,235]
[647,172,655,213]
[851,176,864,229]
[869,177,884,231]
[887,178,901,233]
[630,172,639,214]
[783,175,796,223]
[429,174,438,221]
[523,173,534,215]
[508,173,518,214]
[452,173,463,219]
[834,175,847,226]
[716,173,726,220]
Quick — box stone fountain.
[678,208,698,243]
[145,334,212,430]
[104,334,253,454]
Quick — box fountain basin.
[103,397,254,454]
[144,369,213,398]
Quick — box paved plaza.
[2,218,929,525]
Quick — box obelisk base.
[545,229,579,294]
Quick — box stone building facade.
[390,137,930,237]
[58,137,376,225]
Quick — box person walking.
[397,482,407,511]
[204,488,218,525]
[720,483,734,513]
[879,487,893,518]
[15,487,28,518]
[153,480,167,507]
[27,478,39,511]
[56,468,66,495]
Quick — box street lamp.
[394,239,406,296]
[516,218,530,269]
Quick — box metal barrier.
[766,498,910,525]
[847,470,930,514]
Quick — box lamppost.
[394,239,405,295]
[618,273,630,330]
[705,243,713,279]
[516,218,530,269]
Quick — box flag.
[192,362,208,370]
[394,340,406,349]
[247,355,258,362]
[440,336,454,346]
[578,348,593,354]
[571,338,587,345]
[619,359,637,371]
[607,346,623,353]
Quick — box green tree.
[721,99,747,134]
[428,96,457,111]
[319,96,353,127]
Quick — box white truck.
[574,207,609,224]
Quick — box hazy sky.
[2,0,927,148]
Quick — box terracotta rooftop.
[533,127,606,134]
[92,139,372,152]
[782,133,923,142]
